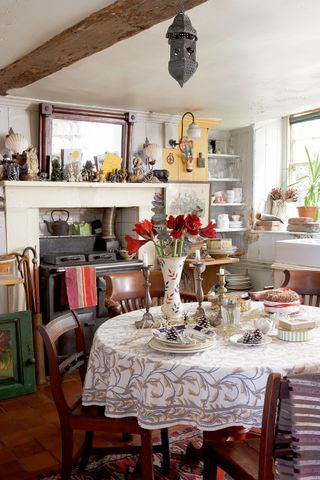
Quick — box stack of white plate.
[225,272,252,291]
[229,220,243,229]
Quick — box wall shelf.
[211,202,244,207]
[208,178,241,182]
[208,153,240,159]
[216,228,250,233]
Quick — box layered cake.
[262,288,301,314]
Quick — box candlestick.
[213,270,228,326]
[143,252,148,267]
[195,249,201,261]
[194,259,206,318]
[135,265,154,329]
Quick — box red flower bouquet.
[125,214,215,257]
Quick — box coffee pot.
[44,210,70,236]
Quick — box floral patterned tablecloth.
[82,302,320,431]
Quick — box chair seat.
[71,403,143,433]
[205,438,260,480]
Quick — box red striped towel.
[65,266,97,309]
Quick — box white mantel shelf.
[0,181,167,189]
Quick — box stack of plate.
[208,246,238,258]
[149,324,216,353]
[225,272,252,291]
[229,220,243,229]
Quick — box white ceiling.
[2,0,320,130]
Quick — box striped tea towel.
[65,266,97,309]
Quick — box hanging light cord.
[179,0,185,13]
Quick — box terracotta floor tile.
[18,415,49,430]
[0,459,29,478]
[1,430,34,448]
[0,417,21,436]
[1,404,37,419]
[19,451,59,473]
[0,446,15,464]
[11,440,44,459]
[27,423,60,440]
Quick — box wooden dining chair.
[281,269,320,306]
[105,270,199,317]
[38,310,169,480]
[203,372,289,480]
[249,269,320,306]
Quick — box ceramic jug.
[217,214,229,229]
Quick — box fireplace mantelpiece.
[0,181,165,256]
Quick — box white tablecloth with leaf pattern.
[82,302,320,431]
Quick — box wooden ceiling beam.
[0,0,208,95]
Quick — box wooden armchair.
[281,269,320,306]
[105,270,199,317]
[249,269,320,306]
[38,310,169,480]
[203,372,289,480]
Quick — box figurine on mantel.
[25,146,39,180]
[128,157,145,183]
[51,158,63,181]
[81,160,96,182]
[119,167,128,183]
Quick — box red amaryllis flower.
[185,214,202,236]
[166,215,176,229]
[133,219,156,240]
[167,214,186,239]
[125,235,149,254]
[199,222,216,239]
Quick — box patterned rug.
[40,427,209,480]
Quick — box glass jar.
[221,299,241,332]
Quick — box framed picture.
[61,148,83,166]
[165,182,210,225]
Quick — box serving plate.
[229,334,272,347]
[152,324,216,346]
[148,337,216,354]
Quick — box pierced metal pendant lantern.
[166,10,198,87]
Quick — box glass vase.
[159,256,187,323]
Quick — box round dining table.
[82,302,320,432]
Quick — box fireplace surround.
[0,181,166,313]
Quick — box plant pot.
[297,206,317,220]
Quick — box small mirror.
[39,103,133,175]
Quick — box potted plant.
[289,146,320,221]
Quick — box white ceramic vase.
[159,256,187,322]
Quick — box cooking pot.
[44,210,70,236]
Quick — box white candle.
[143,252,148,267]
[219,268,225,275]
[195,249,201,261]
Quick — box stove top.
[41,251,117,265]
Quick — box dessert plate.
[152,324,216,346]
[229,334,272,347]
[148,337,216,354]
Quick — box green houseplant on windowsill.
[289,146,320,221]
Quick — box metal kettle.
[44,210,70,236]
